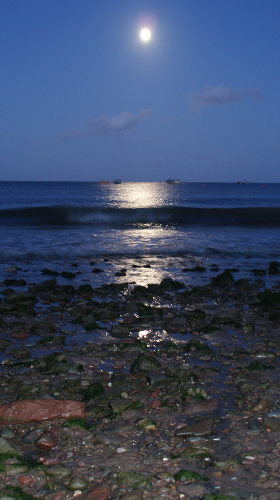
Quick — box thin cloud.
[86,109,152,134]
[59,109,152,140]
[190,85,263,111]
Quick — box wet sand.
[1,263,280,499]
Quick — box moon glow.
[140,28,151,42]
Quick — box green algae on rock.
[82,381,105,401]
[173,469,209,482]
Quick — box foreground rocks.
[1,267,280,498]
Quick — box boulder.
[0,399,86,423]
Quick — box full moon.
[140,28,151,42]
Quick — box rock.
[175,418,216,437]
[5,464,28,475]
[95,433,122,446]
[211,270,234,286]
[114,471,153,490]
[173,469,209,482]
[121,489,143,500]
[267,410,280,418]
[0,436,22,455]
[109,398,134,415]
[177,483,210,498]
[248,418,261,430]
[263,417,280,432]
[130,353,163,374]
[183,397,218,416]
[252,399,268,412]
[67,477,88,491]
[77,481,111,500]
[36,430,58,449]
[0,399,86,422]
[111,324,130,337]
[46,466,72,478]
[268,261,280,275]
[136,418,157,431]
[0,429,15,438]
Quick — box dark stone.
[211,270,234,287]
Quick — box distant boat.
[113,179,122,184]
[99,180,109,184]
[166,178,180,184]
[237,180,249,185]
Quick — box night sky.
[1,0,280,182]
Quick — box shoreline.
[1,264,280,499]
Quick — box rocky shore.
[1,262,280,499]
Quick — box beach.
[1,258,280,500]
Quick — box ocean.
[0,181,280,289]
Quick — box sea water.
[0,181,280,288]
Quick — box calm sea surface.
[0,181,280,288]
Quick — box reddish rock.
[78,482,111,500]
[0,399,86,423]
[11,332,31,339]
[152,388,161,397]
[149,399,161,409]
[36,431,58,450]
[52,493,64,500]
[183,397,218,416]
[19,476,34,485]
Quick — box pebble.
[267,410,280,418]
[67,477,88,491]
[253,399,269,412]
[175,418,216,437]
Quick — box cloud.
[86,109,152,134]
[190,85,264,111]
[59,109,152,140]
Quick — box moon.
[140,28,151,42]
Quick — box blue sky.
[1,0,280,182]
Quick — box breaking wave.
[0,205,280,227]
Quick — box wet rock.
[46,466,72,478]
[183,397,218,416]
[111,324,130,338]
[267,410,280,418]
[0,399,86,422]
[248,418,261,430]
[173,469,209,482]
[175,418,216,437]
[0,436,22,455]
[95,433,122,446]
[67,477,88,491]
[109,398,134,415]
[114,471,153,490]
[83,382,105,401]
[36,430,58,450]
[130,353,163,374]
[263,417,280,432]
[213,458,242,470]
[165,364,197,382]
[77,481,111,500]
[136,418,157,431]
[268,261,280,275]
[177,483,210,498]
[211,270,234,287]
[252,399,268,412]
[146,371,172,386]
[120,489,143,500]
[173,447,212,460]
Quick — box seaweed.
[82,381,105,401]
[173,469,209,482]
